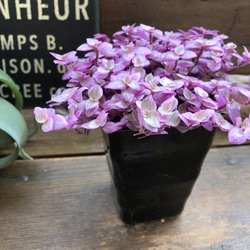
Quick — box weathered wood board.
[99,0,250,75]
[0,146,249,249]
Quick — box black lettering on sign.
[0,0,99,107]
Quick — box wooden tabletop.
[0,109,250,249]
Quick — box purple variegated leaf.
[202,98,218,109]
[178,113,192,125]
[243,126,250,139]
[142,110,160,128]
[50,51,78,64]
[95,111,108,127]
[94,66,110,76]
[235,117,243,128]
[82,111,108,129]
[77,43,93,51]
[51,87,78,103]
[113,63,126,73]
[42,118,53,132]
[115,100,130,109]
[34,107,51,123]
[131,67,146,79]
[209,46,224,54]
[159,77,173,87]
[133,55,150,67]
[165,51,179,61]
[121,89,135,103]
[214,93,227,107]
[88,85,103,101]
[85,99,99,117]
[202,121,213,131]
[174,45,185,56]
[131,109,140,126]
[105,79,125,90]
[100,47,116,57]
[53,114,68,130]
[81,119,100,129]
[87,38,101,47]
[66,114,78,130]
[159,78,184,90]
[123,51,134,61]
[182,50,197,59]
[193,109,214,123]
[143,123,159,133]
[103,59,115,70]
[231,87,250,105]
[183,87,196,101]
[228,127,246,144]
[125,80,141,91]
[162,111,180,127]
[199,58,218,72]
[227,103,241,124]
[141,95,157,111]
[158,96,178,114]
[173,80,185,90]
[72,87,88,103]
[34,25,250,144]
[129,72,141,81]
[177,60,195,68]
[242,117,250,128]
[213,113,232,132]
[102,122,122,133]
[194,87,208,99]
[121,41,134,51]
[135,46,152,55]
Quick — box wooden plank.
[0,110,106,158]
[99,0,250,46]
[0,146,249,249]
[23,124,105,157]
[99,0,250,75]
[1,73,247,158]
[1,109,249,158]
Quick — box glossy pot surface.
[105,127,216,224]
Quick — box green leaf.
[0,69,23,110]
[0,129,15,144]
[0,98,31,169]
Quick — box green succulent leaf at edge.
[0,69,23,111]
[0,70,32,169]
[0,98,32,169]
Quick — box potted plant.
[34,24,250,223]
[0,69,32,169]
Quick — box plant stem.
[188,47,204,75]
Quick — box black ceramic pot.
[104,127,216,224]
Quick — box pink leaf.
[141,95,157,111]
[53,115,68,130]
[102,122,122,133]
[243,126,250,139]
[42,118,53,132]
[34,107,49,123]
[232,87,250,105]
[143,110,160,128]
[228,127,246,144]
[193,109,214,123]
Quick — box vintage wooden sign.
[0,0,99,108]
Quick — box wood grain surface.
[1,108,250,159]
[99,0,250,75]
[99,0,250,45]
[0,146,249,249]
[0,109,106,158]
[1,1,250,247]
